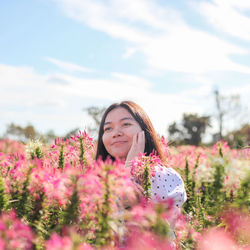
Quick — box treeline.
[1,113,249,149]
[1,91,249,148]
[166,89,249,148]
[167,114,249,148]
[1,123,80,143]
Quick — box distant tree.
[168,113,211,146]
[83,106,106,135]
[43,129,57,143]
[224,123,250,148]
[23,125,37,139]
[5,123,23,138]
[167,121,184,145]
[182,114,211,146]
[4,123,39,142]
[3,123,59,143]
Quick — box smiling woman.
[102,107,143,160]
[96,101,164,163]
[95,101,187,209]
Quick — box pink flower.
[0,239,5,250]
[223,210,250,246]
[123,229,174,250]
[198,228,238,250]
[0,210,34,249]
[0,222,6,231]
[130,152,161,185]
[77,243,94,250]
[46,233,73,250]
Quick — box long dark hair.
[95,101,164,161]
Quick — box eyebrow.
[104,117,134,126]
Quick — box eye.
[122,122,131,127]
[104,127,112,132]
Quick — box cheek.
[125,129,141,148]
[127,127,142,138]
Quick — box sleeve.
[150,166,187,208]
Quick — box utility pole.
[214,89,223,140]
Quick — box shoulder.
[153,165,184,183]
[151,165,187,208]
[152,166,185,189]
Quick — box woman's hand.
[125,130,145,168]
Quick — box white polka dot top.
[150,166,187,208]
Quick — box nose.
[112,127,123,138]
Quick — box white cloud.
[110,72,152,88]
[52,0,250,74]
[1,61,249,139]
[0,63,220,137]
[220,0,250,9]
[45,57,94,73]
[0,64,67,107]
[194,0,250,41]
[54,0,150,43]
[140,28,249,73]
[122,48,137,59]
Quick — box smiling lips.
[112,141,127,146]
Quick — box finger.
[138,131,145,145]
[137,131,142,143]
[132,133,137,146]
[142,130,145,140]
[136,132,140,143]
[142,130,145,145]
[137,131,145,153]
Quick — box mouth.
[112,141,127,146]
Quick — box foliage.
[0,135,249,249]
[83,106,106,135]
[168,113,210,146]
[4,123,39,142]
[224,123,250,149]
[0,177,8,213]
[3,123,58,143]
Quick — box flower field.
[0,133,249,249]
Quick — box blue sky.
[1,0,250,139]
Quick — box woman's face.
[102,107,142,159]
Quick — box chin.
[112,152,128,160]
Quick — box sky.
[1,0,250,140]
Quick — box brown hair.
[95,101,164,161]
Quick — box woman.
[96,101,186,208]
